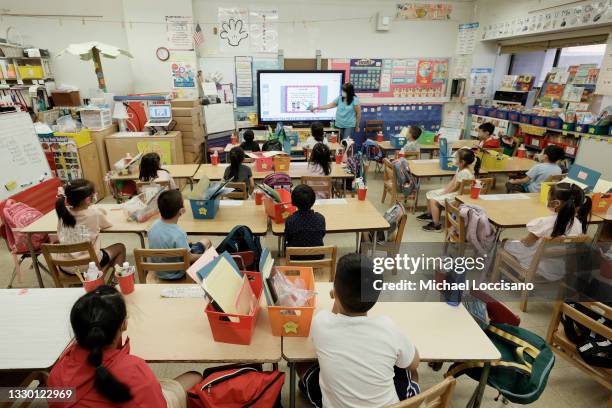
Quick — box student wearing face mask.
[311,83,362,147]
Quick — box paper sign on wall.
[249,8,279,53]
[468,68,493,98]
[218,7,250,53]
[166,16,194,51]
[595,34,612,96]
[137,141,173,165]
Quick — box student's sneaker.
[416,213,433,222]
[422,222,442,232]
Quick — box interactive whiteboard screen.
[257,70,344,123]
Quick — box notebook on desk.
[560,164,601,192]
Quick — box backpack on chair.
[216,225,263,271]
[262,139,283,152]
[361,139,384,163]
[562,302,612,368]
[187,363,285,408]
[392,157,419,196]
[263,173,292,191]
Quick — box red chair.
[0,178,62,288]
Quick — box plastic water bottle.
[85,262,100,281]
[121,262,130,277]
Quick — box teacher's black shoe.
[416,213,432,222]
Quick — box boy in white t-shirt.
[299,254,420,408]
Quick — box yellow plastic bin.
[267,266,315,337]
[54,129,92,148]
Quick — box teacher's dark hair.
[70,285,133,403]
[342,83,355,105]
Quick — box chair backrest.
[285,245,337,282]
[400,151,421,160]
[135,179,171,193]
[444,199,465,243]
[382,158,397,193]
[544,174,564,183]
[390,213,408,245]
[485,147,504,154]
[134,248,190,283]
[41,242,100,287]
[300,176,333,199]
[386,377,456,408]
[225,182,248,200]
[458,177,495,195]
[529,234,591,271]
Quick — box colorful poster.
[249,8,279,53]
[468,68,493,98]
[235,56,253,106]
[396,3,452,20]
[331,57,449,99]
[137,141,172,165]
[171,60,196,88]
[349,59,383,92]
[218,7,250,53]
[166,16,194,51]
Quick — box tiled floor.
[1,167,609,407]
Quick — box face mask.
[342,91,347,98]
[92,193,98,203]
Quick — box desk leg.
[289,362,296,408]
[137,233,145,248]
[593,222,603,243]
[467,362,490,408]
[371,231,378,257]
[27,232,44,288]
[415,181,421,211]
[355,232,360,253]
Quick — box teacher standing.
[312,82,362,145]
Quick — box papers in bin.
[560,164,601,192]
[188,177,235,201]
[246,151,287,159]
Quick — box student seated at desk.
[148,190,212,280]
[303,121,329,149]
[506,144,564,193]
[48,285,202,408]
[477,122,500,149]
[417,149,480,232]
[285,185,326,254]
[308,143,332,176]
[56,179,126,272]
[299,254,420,408]
[224,146,254,194]
[240,129,260,152]
[402,126,422,153]
[139,152,176,189]
[503,182,591,280]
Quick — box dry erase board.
[0,112,52,200]
[575,137,612,180]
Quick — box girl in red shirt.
[48,286,201,408]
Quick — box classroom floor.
[1,167,609,407]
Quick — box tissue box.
[391,136,407,148]
[189,199,220,219]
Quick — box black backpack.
[216,225,262,271]
[562,302,612,368]
[262,139,283,152]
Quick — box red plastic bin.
[263,188,296,224]
[205,271,263,345]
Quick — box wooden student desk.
[193,162,354,183]
[110,164,199,181]
[483,157,536,174]
[282,282,500,408]
[0,288,83,371]
[125,284,281,364]
[271,198,390,254]
[378,139,479,155]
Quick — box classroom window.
[508,49,557,88]
[556,44,607,67]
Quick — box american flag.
[193,23,204,47]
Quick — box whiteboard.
[203,104,235,134]
[0,112,52,200]
[574,137,612,180]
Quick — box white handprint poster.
[218,7,250,53]
[250,9,278,53]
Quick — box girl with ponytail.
[56,179,126,272]
[503,182,590,281]
[48,285,201,407]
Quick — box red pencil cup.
[376,133,384,142]
[330,135,337,143]
[211,155,219,166]
[470,183,481,199]
[116,271,135,295]
[517,148,526,158]
[84,277,104,293]
[335,153,342,164]
[358,187,367,201]
[254,190,264,205]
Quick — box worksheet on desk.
[315,199,348,205]
[479,194,530,201]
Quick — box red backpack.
[263,173,292,191]
[2,199,49,254]
[187,364,285,408]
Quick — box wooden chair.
[225,181,248,200]
[136,179,171,193]
[284,246,337,282]
[381,158,416,213]
[457,177,495,195]
[360,214,408,271]
[386,377,456,408]
[364,120,384,139]
[301,176,333,199]
[546,301,612,401]
[397,150,421,160]
[491,235,591,312]
[41,242,113,288]
[444,199,465,243]
[133,248,194,284]
[484,147,504,154]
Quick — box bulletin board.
[359,104,443,137]
[330,57,450,100]
[0,112,52,200]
